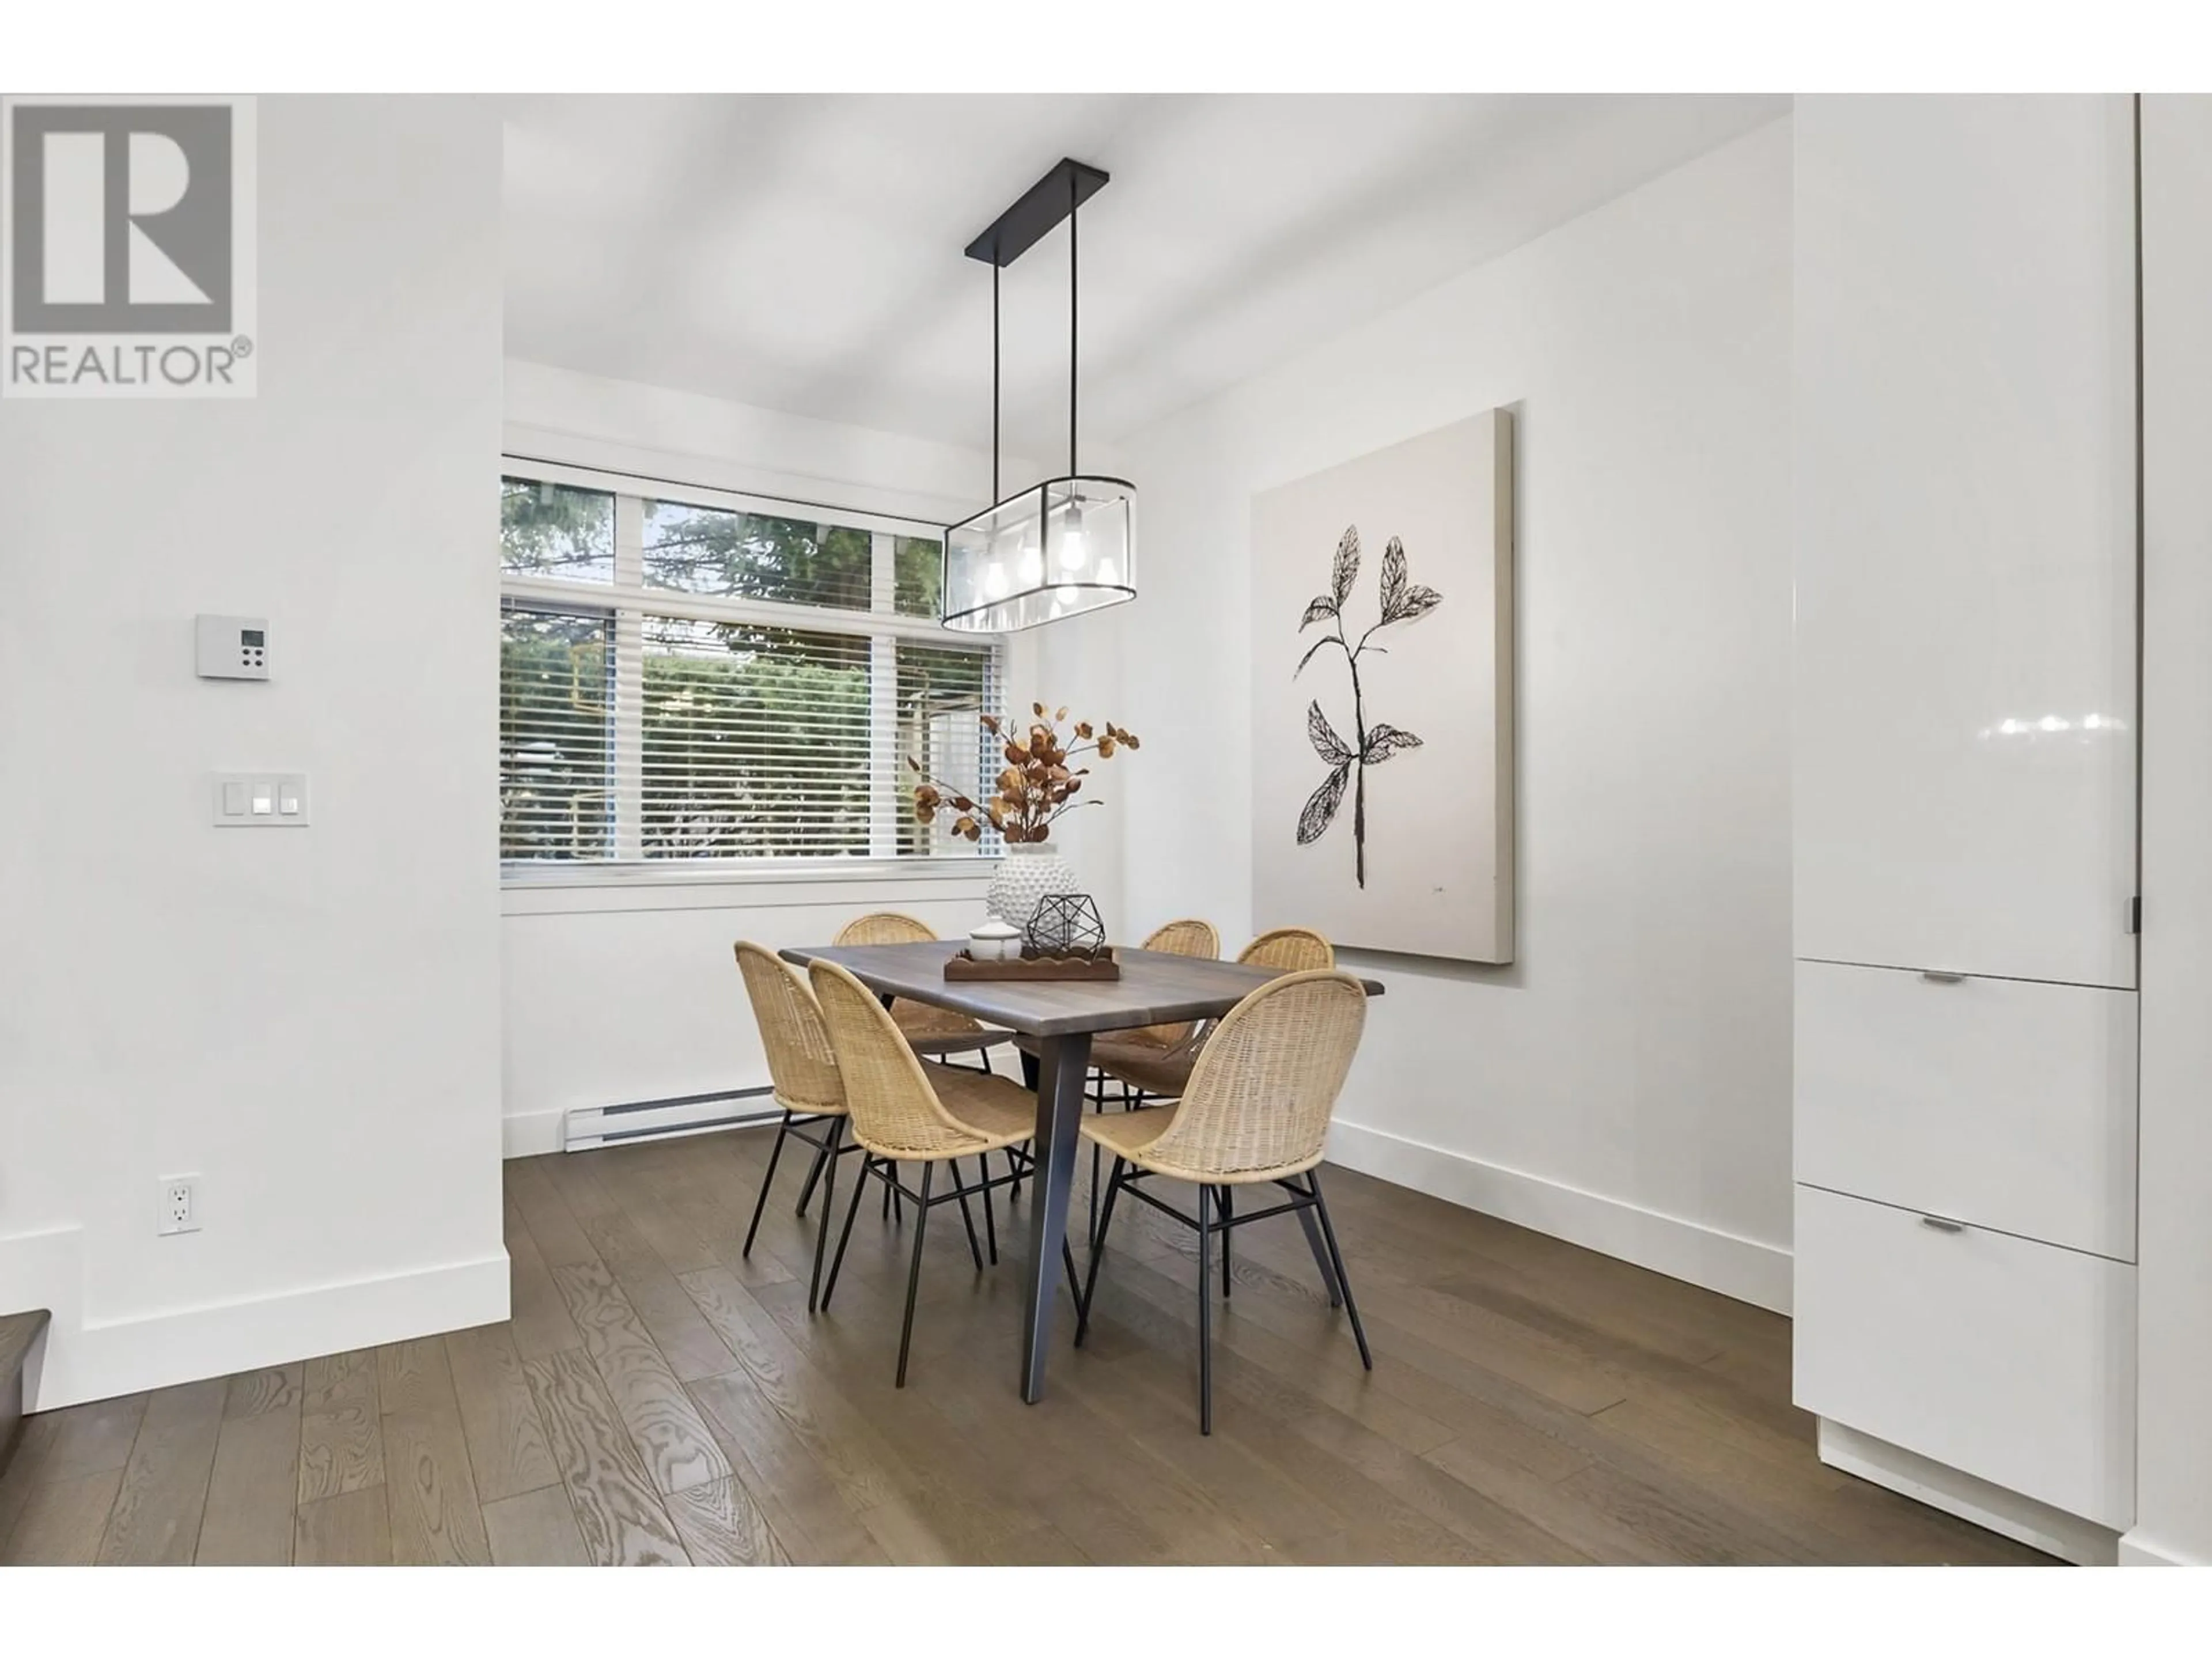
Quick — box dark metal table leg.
[1018,1030,1092,1404]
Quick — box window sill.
[500,857,1002,918]
[502,856,999,892]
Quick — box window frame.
[499,456,1005,888]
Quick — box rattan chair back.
[1139,969,1367,1181]
[1237,926,1334,973]
[733,942,843,1115]
[808,958,989,1158]
[1145,918,1221,959]
[829,911,995,1042]
[834,911,938,946]
[1122,918,1222,1049]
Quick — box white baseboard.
[1324,1118,1793,1313]
[503,1107,567,1158]
[2118,1531,2201,1567]
[1819,1419,2120,1566]
[24,1252,511,1412]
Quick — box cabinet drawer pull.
[1920,970,1967,983]
[1919,1215,1966,1233]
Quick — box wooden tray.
[944,948,1120,982]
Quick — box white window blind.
[498,462,1001,871]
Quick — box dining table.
[777,938,1386,1403]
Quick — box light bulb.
[1018,535,1044,586]
[983,559,1010,599]
[1056,503,1088,572]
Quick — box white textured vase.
[986,842,1078,933]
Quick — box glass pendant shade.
[941,475,1135,632]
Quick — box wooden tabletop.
[778,940,1384,1038]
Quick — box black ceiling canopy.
[964,158,1111,267]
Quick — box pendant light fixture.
[941,158,1136,632]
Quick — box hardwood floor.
[0,1124,2054,1566]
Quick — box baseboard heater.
[563,1086,781,1152]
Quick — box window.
[498,463,1000,870]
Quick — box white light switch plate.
[212,772,310,827]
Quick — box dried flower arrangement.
[908,703,1140,843]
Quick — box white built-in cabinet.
[1791,96,2141,1561]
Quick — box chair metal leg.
[1294,1202,1344,1308]
[1005,1146,1024,1203]
[821,1153,872,1310]
[978,1155,998,1265]
[1074,1155,1126,1347]
[896,1162,934,1387]
[806,1118,841,1314]
[951,1157,984,1272]
[794,1132,831,1217]
[1308,1171,1372,1371]
[1088,1139,1101,1248]
[742,1110,792,1258]
[1219,1185,1233,1299]
[1195,1184,1214,1434]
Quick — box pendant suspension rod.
[1068,173,1079,476]
[992,259,1001,504]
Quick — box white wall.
[2129,94,2212,1570]
[497,363,1130,1152]
[1111,119,1796,1308]
[0,97,507,1407]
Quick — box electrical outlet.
[158,1176,200,1236]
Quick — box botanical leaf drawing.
[1298,762,1352,846]
[1378,538,1407,620]
[1294,634,1336,678]
[1307,700,1353,766]
[1330,525,1360,608]
[1394,584,1442,624]
[1292,523,1444,887]
[1361,723,1423,764]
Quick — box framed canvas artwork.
[1249,409,1515,962]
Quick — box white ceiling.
[501,94,1787,466]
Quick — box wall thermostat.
[196,615,270,681]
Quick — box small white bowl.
[968,921,1022,963]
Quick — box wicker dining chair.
[833,911,1007,1070]
[1010,916,1224,1233]
[1237,925,1336,974]
[732,942,859,1313]
[1090,924,1336,1105]
[1100,918,1223,1056]
[1078,918,1220,1234]
[1073,968,1372,1433]
[809,958,1084,1387]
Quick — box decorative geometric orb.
[1026,892,1107,957]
